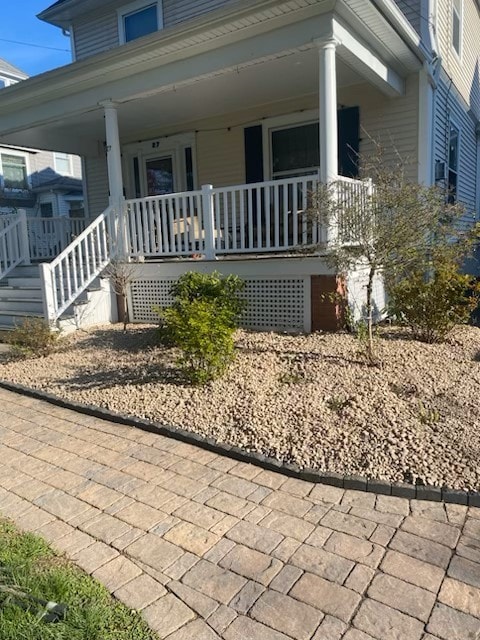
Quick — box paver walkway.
[0,388,479,640]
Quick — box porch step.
[0,310,45,329]
[6,278,42,288]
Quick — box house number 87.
[152,141,160,148]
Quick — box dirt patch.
[1,324,480,491]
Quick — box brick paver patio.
[0,387,479,640]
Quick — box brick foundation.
[311,275,347,332]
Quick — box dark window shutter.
[337,107,360,178]
[244,125,264,184]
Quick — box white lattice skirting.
[128,277,311,332]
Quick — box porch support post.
[317,38,339,184]
[201,184,216,260]
[101,100,126,257]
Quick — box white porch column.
[101,100,126,256]
[318,39,339,184]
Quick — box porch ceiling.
[6,49,365,154]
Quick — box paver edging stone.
[1,379,479,507]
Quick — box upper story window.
[452,0,462,57]
[0,153,28,191]
[118,0,163,44]
[54,152,72,175]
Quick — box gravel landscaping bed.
[1,324,480,491]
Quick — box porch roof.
[0,0,426,156]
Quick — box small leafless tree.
[312,145,478,363]
[104,260,137,331]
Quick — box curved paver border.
[1,379,478,507]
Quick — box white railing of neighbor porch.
[39,207,116,323]
[0,211,30,282]
[28,217,93,261]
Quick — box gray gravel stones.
[1,323,479,491]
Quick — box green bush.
[388,256,480,343]
[8,318,59,358]
[160,272,245,384]
[169,271,246,324]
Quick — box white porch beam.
[332,19,405,97]
[317,38,339,184]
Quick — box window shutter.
[337,106,360,178]
[244,125,264,184]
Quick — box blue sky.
[0,1,72,77]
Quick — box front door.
[145,154,175,196]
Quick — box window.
[119,1,162,44]
[271,123,319,178]
[1,154,28,190]
[54,152,72,175]
[40,202,54,218]
[452,0,462,57]
[69,201,85,218]
[0,79,5,89]
[448,123,459,203]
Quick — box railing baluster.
[283,183,289,247]
[247,188,253,250]
[292,182,299,246]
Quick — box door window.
[146,156,174,195]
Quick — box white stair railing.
[39,206,116,324]
[0,210,31,282]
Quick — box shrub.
[160,272,246,384]
[8,318,59,358]
[388,255,480,343]
[163,299,236,384]
[169,271,246,324]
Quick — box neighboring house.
[0,0,478,332]
[0,58,84,220]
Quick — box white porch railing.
[124,175,369,259]
[39,207,116,323]
[0,211,30,282]
[28,216,94,261]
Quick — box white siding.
[72,0,237,60]
[84,154,109,217]
[163,0,236,27]
[435,0,480,121]
[73,11,119,60]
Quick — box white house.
[0,0,478,332]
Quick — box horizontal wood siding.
[196,128,245,187]
[340,76,419,181]
[73,11,119,60]
[434,71,477,219]
[163,0,236,27]
[84,154,109,217]
[435,0,480,120]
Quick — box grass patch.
[0,519,156,640]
